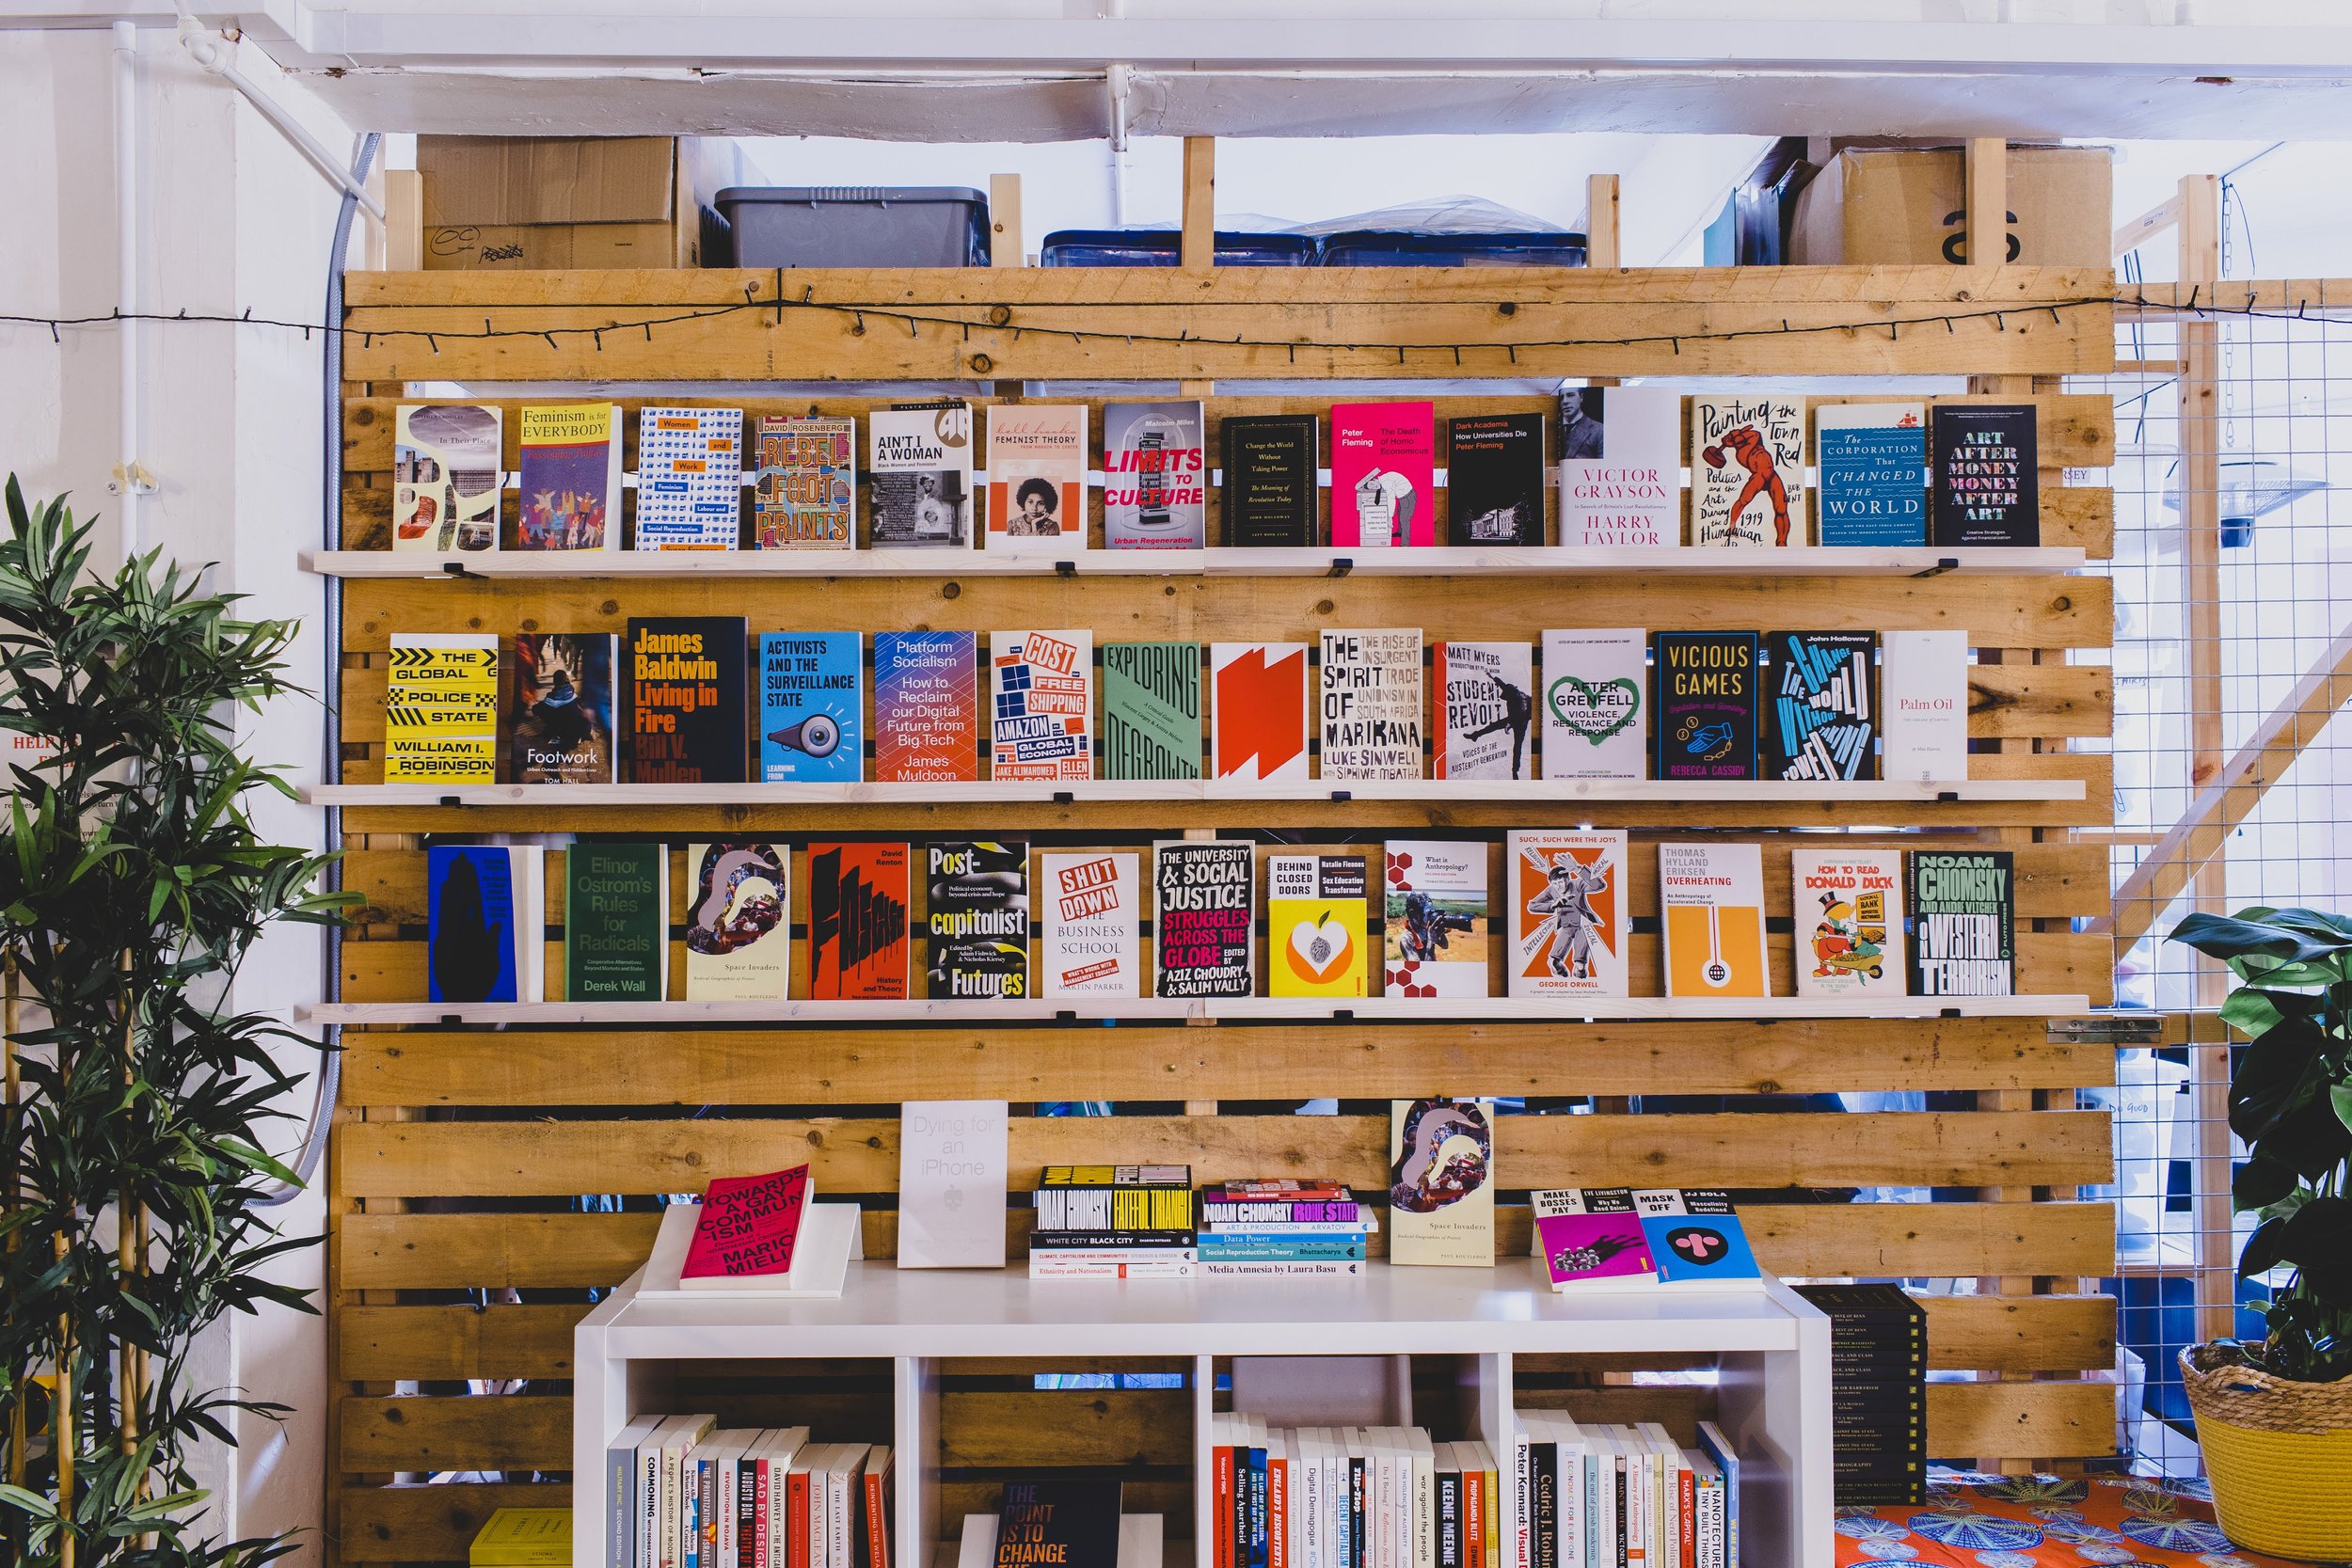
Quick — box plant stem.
[53,1230,72,1568]
[4,949,21,1498]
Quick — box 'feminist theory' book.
[986,404,1089,554]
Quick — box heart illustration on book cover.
[1545,674,1641,744]
[1284,909,1355,983]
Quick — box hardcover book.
[1558,386,1679,548]
[1881,629,1968,781]
[1267,853,1370,998]
[1209,642,1311,781]
[1041,850,1140,997]
[623,617,747,784]
[1792,849,1906,999]
[634,406,744,549]
[753,414,856,549]
[1153,839,1255,999]
[1691,396,1805,547]
[985,404,1089,554]
[1104,400,1207,549]
[758,632,863,784]
[564,841,667,1002]
[392,403,501,552]
[1446,413,1545,546]
[806,842,911,1001]
[991,629,1093,781]
[683,842,790,1001]
[507,632,615,784]
[516,402,621,550]
[1659,842,1769,998]
[927,842,1030,1000]
[873,631,979,783]
[1100,641,1202,780]
[1331,402,1437,548]
[994,1480,1121,1568]
[1931,404,2039,546]
[1766,630,1880,782]
[682,1166,811,1281]
[427,845,544,1004]
[1505,831,1629,1000]
[1815,403,1927,547]
[1383,840,1490,998]
[1651,630,1760,781]
[869,402,974,547]
[1319,628,1424,782]
[1540,628,1646,781]
[385,634,498,784]
[1389,1099,1495,1267]
[1909,849,2015,996]
[1220,413,1319,547]
[1434,641,1534,780]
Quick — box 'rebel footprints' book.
[752,414,855,549]
[1383,840,1490,998]
[1100,641,1201,781]
[1909,849,2015,996]
[1267,853,1370,998]
[1318,627,1423,782]
[505,632,616,784]
[1040,850,1140,997]
[392,403,501,552]
[1659,841,1770,998]
[985,404,1089,554]
[805,842,910,1000]
[1103,400,1207,549]
[1815,402,1928,546]
[1558,385,1680,547]
[1445,412,1546,546]
[1540,627,1646,781]
[873,630,979,784]
[1506,830,1629,1000]
[1331,401,1437,547]
[1434,640,1534,780]
[1931,404,2040,546]
[1153,839,1255,999]
[1692,395,1806,547]
[564,841,668,1002]
[869,400,974,547]
[1209,641,1311,781]
[623,617,747,784]
[384,634,498,784]
[927,841,1030,1000]
[1766,630,1880,782]
[427,845,545,1004]
[1793,849,1905,999]
[759,632,863,784]
[683,842,790,1001]
[516,402,621,550]
[1389,1098,1496,1267]
[1220,412,1319,546]
[1880,628,1968,781]
[1652,629,1760,781]
[634,406,744,549]
[991,629,1093,781]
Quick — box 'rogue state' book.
[507,632,616,784]
[927,842,1030,999]
[806,842,910,1001]
[869,402,974,547]
[873,631,978,783]
[1559,386,1679,548]
[1446,413,1545,546]
[1881,629,1968,781]
[1267,853,1369,998]
[1100,641,1201,781]
[1815,403,1927,547]
[683,842,790,1001]
[623,617,747,784]
[758,632,863,784]
[1766,630,1880,782]
[1659,841,1769,998]
[1540,627,1646,781]
[985,404,1089,554]
[1104,400,1207,549]
[1383,840,1490,998]
[1692,396,1806,547]
[385,634,498,784]
[1652,630,1760,781]
[1909,849,2015,996]
[1389,1099,1495,1267]
[1209,641,1310,781]
[428,845,545,1004]
[1318,627,1423,782]
[753,414,856,549]
[1040,850,1140,997]
[517,402,621,550]
[1220,413,1318,547]
[1506,830,1629,1000]
[1331,401,1437,548]
[1153,839,1254,999]
[634,406,743,549]
[1434,641,1534,781]
[1931,404,2039,546]
[564,841,668,1002]
[991,629,1093,781]
[392,403,501,552]
[1793,849,1905,1000]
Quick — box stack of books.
[1028,1164,1197,1279]
[602,1415,894,1568]
[1793,1283,1927,1506]
[1511,1413,1740,1568]
[1207,1417,1470,1568]
[469,1506,571,1567]
[1197,1180,1374,1279]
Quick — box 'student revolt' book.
[623,617,747,784]
[1220,414,1319,547]
[506,632,615,784]
[806,842,911,1000]
[1100,641,1202,781]
[927,841,1030,1000]
[1434,641,1534,781]
[1445,413,1546,546]
[758,632,863,784]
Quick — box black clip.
[1333,1008,1356,1022]
[1939,1006,1962,1020]
[1057,1009,1077,1024]
[438,795,462,807]
[1935,789,1960,802]
[439,1013,464,1026]
[1053,790,1074,805]
[441,560,482,580]
[1911,557,1961,578]
[1327,556,1355,578]
[1055,560,1077,578]
[1329,789,1354,803]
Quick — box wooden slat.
[940,1386,1188,1467]
[1513,1379,2112,1458]
[341,1393,571,1471]
[339,1303,588,1381]
[339,1482,568,1563]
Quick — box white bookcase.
[574,1259,1834,1568]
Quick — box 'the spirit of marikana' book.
[1558,386,1679,548]
[1659,841,1769,998]
[1652,630,1760,781]
[869,402,974,547]
[927,842,1030,999]
[1104,401,1206,549]
[1506,831,1629,1000]
[1100,641,1201,780]
[564,841,667,1001]
[1040,850,1140,997]
[753,414,856,549]
[1793,849,1905,999]
[1220,414,1318,547]
[1389,1099,1495,1267]
[1540,628,1646,781]
[1318,627,1423,782]
[873,631,978,783]
[1331,402,1437,548]
[1931,404,2039,546]
[991,629,1093,781]
[806,842,910,1000]
[1383,840,1489,998]
[1815,403,1927,547]
[1445,413,1545,546]
[1209,642,1310,781]
[1267,853,1369,998]
[1909,849,2015,996]
[1691,396,1805,547]
[1434,641,1534,780]
[517,402,621,550]
[1766,630,1879,782]
[385,634,498,784]
[758,632,862,783]
[1153,839,1254,999]
[634,406,743,549]
[623,617,747,784]
[393,404,501,552]
[683,841,790,1001]
[507,632,616,784]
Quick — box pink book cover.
[1534,1211,1657,1288]
[1330,402,1437,547]
[681,1165,811,1279]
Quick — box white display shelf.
[301,993,2091,1027]
[573,1259,1834,1568]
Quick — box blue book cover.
[1644,1211,1760,1283]
[1816,403,1928,546]
[427,846,520,1004]
[759,632,864,782]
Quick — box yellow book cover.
[1266,853,1369,998]
[1659,842,1770,998]
[469,1505,571,1566]
[385,635,499,784]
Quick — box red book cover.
[755,1456,772,1568]
[1268,1454,1287,1568]
[682,1166,811,1280]
[1331,402,1437,547]
[1678,1465,1694,1568]
[1463,1468,1485,1568]
[1215,1447,1235,1568]
[1209,642,1309,781]
[806,843,911,1000]
[864,1454,894,1568]
[789,1470,810,1568]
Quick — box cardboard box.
[1787,146,2113,267]
[413,135,744,270]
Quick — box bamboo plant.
[0,478,353,1567]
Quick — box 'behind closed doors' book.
[1692,396,1805,547]
[1659,841,1769,998]
[927,842,1030,999]
[1331,402,1437,548]
[1100,641,1201,781]
[1209,642,1310,781]
[1103,401,1206,549]
[1383,840,1489,998]
[1153,839,1254,999]
[985,404,1089,553]
[1434,641,1534,780]
[1506,830,1629,1000]
[1389,1099,1495,1267]
[1220,413,1318,547]
[1558,386,1679,548]
[683,842,790,1001]
[1909,849,2015,996]
[1267,853,1369,998]
[1766,630,1879,782]
[806,842,910,1001]
[392,404,501,553]
[1540,628,1646,781]
[634,406,743,549]
[1318,628,1423,782]
[873,631,979,783]
[753,414,856,549]
[1932,404,2039,546]
[758,632,863,784]
[991,629,1093,781]
[516,402,621,550]
[1445,413,1545,546]
[1652,630,1759,781]
[507,632,616,784]
[870,402,974,547]
[623,617,747,784]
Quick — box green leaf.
[216,1135,302,1188]
[0,1482,57,1519]
[2335,1082,2352,1136]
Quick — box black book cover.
[1222,414,1319,546]
[995,1478,1122,1568]
[507,632,616,784]
[926,840,1030,999]
[1909,848,2016,996]
[623,616,747,784]
[1436,1466,1460,1568]
[1528,1440,1556,1568]
[1931,404,2040,546]
[1651,630,1760,781]
[1445,413,1546,546]
[1766,630,1880,782]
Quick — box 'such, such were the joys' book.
[623,617,747,784]
[1909,849,2015,996]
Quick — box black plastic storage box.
[1039,229,1320,267]
[1318,230,1587,267]
[711,186,991,267]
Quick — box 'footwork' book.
[1651,630,1759,781]
[1101,641,1201,781]
[1931,404,2039,546]
[507,632,616,784]
[991,629,1093,782]
[623,617,747,784]
[1104,400,1207,549]
[1383,840,1490,998]
[1319,628,1423,782]
[806,842,910,1000]
[1220,413,1318,547]
[1692,396,1805,547]
[683,842,790,1001]
[1389,1099,1495,1267]
[1506,831,1629,1000]
[927,842,1030,1000]
[1153,839,1255,999]
[753,414,856,550]
[1659,841,1769,998]
[759,632,863,784]
[873,631,979,783]
[1267,853,1369,998]
[385,634,498,784]
[1041,850,1140,998]
[1792,849,1905,1000]
[1766,630,1879,782]
[517,402,621,550]
[1909,849,2014,996]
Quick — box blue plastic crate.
[1319,230,1587,268]
[1040,229,1319,267]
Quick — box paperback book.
[564,841,667,1002]
[384,634,498,784]
[1793,849,1906,999]
[1331,401,1437,547]
[683,842,790,1001]
[681,1165,812,1283]
[392,403,501,552]
[1765,630,1879,782]
[1209,642,1311,781]
[1532,1188,1658,1291]
[1100,641,1201,781]
[623,617,747,784]
[991,629,1093,781]
[516,402,621,550]
[806,842,911,1001]
[634,406,744,549]
[1659,841,1769,998]
[1040,850,1140,997]
[1220,413,1319,547]
[506,632,616,784]
[1880,628,1968,781]
[1539,628,1646,781]
[1434,641,1534,780]
[1815,403,1927,547]
[1651,630,1760,781]
[1691,396,1805,547]
[1267,853,1370,998]
[1383,840,1490,998]
[1103,400,1207,549]
[1558,386,1679,548]
[759,632,863,784]
[985,404,1089,554]
[1637,1188,1762,1286]
[873,631,979,783]
[1319,628,1423,782]
[899,1101,1008,1269]
[1931,404,2039,546]
[1153,839,1255,999]
[1389,1099,1495,1267]
[753,414,856,549]
[993,1479,1121,1568]
[427,845,544,1004]
[1909,849,2015,996]
[1446,413,1545,546]
[869,402,975,547]
[927,842,1030,1000]
[1505,831,1629,1000]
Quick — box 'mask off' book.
[1383,840,1490,998]
[1505,831,1629,1001]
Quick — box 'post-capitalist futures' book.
[1506,831,1629,1000]
[1383,840,1489,998]
[1319,628,1423,782]
[927,842,1030,999]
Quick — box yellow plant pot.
[2181,1344,2352,1560]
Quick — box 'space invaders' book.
[1692,396,1806,547]
[1766,630,1879,782]
[1931,404,2039,546]
[623,617,747,784]
[1041,850,1140,997]
[1445,413,1545,546]
[1104,400,1207,549]
[873,631,978,783]
[1815,403,1927,547]
[806,842,910,1000]
[506,632,616,784]
[927,841,1030,999]
[1383,840,1489,998]
[1100,641,1201,780]
[1318,627,1423,782]
[1651,630,1759,781]
[1389,1099,1495,1267]
[1909,849,2015,996]
[1153,839,1254,998]
[682,842,789,1001]
[991,629,1093,781]
[564,841,667,1001]
[758,632,862,783]
[1220,414,1318,547]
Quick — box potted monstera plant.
[2168,907,2352,1560]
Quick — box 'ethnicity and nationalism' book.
[623,617,747,784]
[1318,627,1423,782]
[927,842,1030,1000]
[1931,404,2039,546]
[985,404,1089,554]
[1383,840,1490,998]
[1691,396,1805,547]
[1815,403,1927,547]
[1433,641,1534,780]
[1100,641,1201,781]
[1267,853,1370,998]
[1880,629,1968,781]
[1103,400,1207,549]
[1766,630,1880,782]
[758,632,863,784]
[873,631,979,783]
[634,406,743,549]
[1153,839,1255,999]
[1792,849,1905,999]
[507,632,616,784]
[1659,842,1769,998]
[385,634,498,784]
[1505,831,1629,1000]
[806,842,911,1000]
[991,629,1093,781]
[427,845,545,1003]
[683,842,790,1001]
[1445,413,1545,546]
[516,402,621,550]
[1539,628,1646,781]
[869,402,974,547]
[1040,851,1140,997]
[1559,386,1679,548]
[753,414,856,549]
[1209,642,1311,781]
[1909,849,2015,996]
[1220,414,1319,547]
[1651,630,1760,782]
[1331,402,1437,548]
[564,841,667,1001]
[392,404,501,552]
[1389,1099,1495,1267]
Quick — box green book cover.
[1100,641,1202,780]
[564,841,668,1001]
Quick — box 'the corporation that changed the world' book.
[927,841,1030,999]
[1815,403,1927,547]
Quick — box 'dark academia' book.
[622,617,747,784]
[1931,404,2040,546]
[1330,401,1437,548]
[805,842,910,1001]
[1152,839,1254,999]
[752,414,855,549]
[1040,850,1140,998]
[516,403,621,551]
[1389,1099,1495,1267]
[1383,840,1489,999]
[1793,849,1905,1000]
[1267,853,1369,998]
[872,631,978,783]
[1691,396,1805,547]
[758,632,862,784]
[505,632,616,784]
[985,404,1089,554]
[392,404,501,553]
[1505,830,1629,1001]
[1220,413,1318,547]
[1100,641,1201,781]
[1540,627,1646,781]
[869,402,974,547]
[633,406,743,549]
[1445,413,1545,546]
[1766,630,1880,783]
[1909,849,2015,996]
[1558,386,1679,548]
[1103,400,1206,549]
[1209,641,1310,781]
[1652,630,1760,782]
[1815,403,1927,547]
[1433,641,1534,781]
[682,842,790,1001]
[384,634,498,784]
[1659,841,1769,998]
[991,629,1093,782]
[927,841,1030,1000]
[564,841,667,1002]
[1318,627,1423,782]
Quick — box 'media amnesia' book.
[1383,840,1489,998]
[1505,831,1629,1001]
[1766,630,1879,782]
[683,842,790,1001]
[927,842,1030,999]
[1040,850,1140,997]
[806,842,910,1001]
[385,634,498,784]
[1692,396,1806,547]
[991,629,1093,781]
[1153,839,1254,999]
[506,632,616,784]
[758,632,863,783]
[1103,401,1206,549]
[873,631,978,783]
[1909,849,2014,996]
[1267,853,1370,998]
[1318,627,1423,782]
[1100,641,1201,780]
[1434,641,1534,781]
[623,617,747,784]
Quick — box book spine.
[755,1459,771,1568]
[1216,1445,1236,1568]
[641,1446,663,1568]
[1677,1469,1692,1568]
[739,1455,758,1568]
[1460,1469,1482,1568]
[1349,1457,1366,1568]
[1484,1462,1500,1568]
[866,1465,890,1568]
[1249,1447,1270,1568]
[1270,1453,1289,1568]
[1529,1442,1552,1568]
[1437,1470,1459,1568]
[1613,1457,1628,1568]
[789,1471,810,1568]
[1302,1446,1323,1568]
[612,1439,636,1568]
[829,1467,850,1568]
[1513,1436,1531,1568]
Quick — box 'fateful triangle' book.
[873,631,978,783]
[758,632,863,783]
[623,617,747,784]
[1506,830,1629,1000]
[1152,839,1254,999]
[1931,404,2039,546]
[1660,842,1769,998]
[869,402,974,547]
[1815,403,1927,547]
[1100,641,1201,781]
[1692,396,1806,547]
[806,842,910,1001]
[1318,628,1423,782]
[991,629,1093,781]
[1040,850,1140,997]
[1558,386,1679,548]
[1766,630,1880,782]
[1793,849,1905,999]
[1445,413,1545,546]
[927,842,1030,999]
[1103,401,1206,549]
[1909,849,2015,996]
[1209,642,1310,781]
[1433,641,1534,780]
[1652,630,1759,781]
[1540,628,1646,781]
[1383,840,1490,998]
[683,842,790,1001]
[1267,853,1369,998]
[507,632,616,784]
[1220,414,1318,547]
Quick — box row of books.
[602,1414,893,1568]
[385,622,1972,788]
[1793,1283,1929,1507]
[389,391,2037,556]
[428,834,2017,1007]
[1028,1171,1381,1280]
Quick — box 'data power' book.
[1153,839,1254,999]
[1383,840,1489,998]
[1558,387,1679,548]
[1319,628,1423,782]
[873,631,978,783]
[1267,853,1369,998]
[1104,401,1206,549]
[1651,630,1759,782]
[1446,413,1545,546]
[1220,414,1318,547]
[927,842,1029,1000]
[1540,628,1645,781]
[564,841,668,1002]
[758,632,862,784]
[1692,396,1805,548]
[623,617,747,784]
[1100,641,1201,780]
[1040,850,1140,997]
[385,634,498,784]
[634,406,743,549]
[1331,402,1437,547]
[507,632,616,784]
[1506,831,1629,1001]
[1209,642,1310,781]
[992,629,1093,781]
[683,842,790,1001]
[516,402,621,550]
[806,842,910,1001]
[753,414,856,549]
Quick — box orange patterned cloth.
[1834,1473,2342,1567]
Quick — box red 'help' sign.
[681,1164,812,1279]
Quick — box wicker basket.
[2180,1343,2352,1560]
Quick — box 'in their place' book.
[427,845,545,1004]
[1659,841,1769,998]
[991,629,1093,782]
[633,405,743,549]
[516,402,621,550]
[753,414,856,549]
[1152,839,1255,999]
[623,617,748,784]
[506,632,616,784]
[1445,413,1546,546]
[1505,831,1629,1001]
[1792,849,1905,1000]
[1434,641,1534,781]
[1815,403,1927,547]
[1267,853,1370,998]
[758,632,863,784]
[873,631,979,783]
[806,842,910,1001]
[1331,401,1437,548]
[384,634,498,784]
[564,841,667,1002]
[1691,396,1806,547]
[1880,629,1969,782]
[1220,413,1319,547]
[1318,627,1423,782]
[1558,386,1679,548]
[1766,630,1880,782]
[1383,840,1490,998]
[1209,641,1311,781]
[927,842,1030,1000]
[1041,850,1140,998]
[1539,627,1646,781]
[1931,404,2040,546]
[1099,641,1201,781]
[869,402,974,547]
[1103,400,1207,549]
[1651,630,1759,782]
[1389,1098,1496,1267]
[392,404,501,552]
[1908,849,2015,996]
[985,404,1089,554]
[683,842,790,1001]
